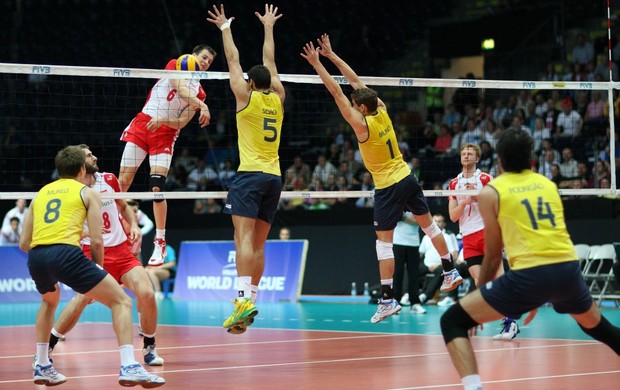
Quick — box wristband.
[220,18,233,31]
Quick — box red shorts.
[462,229,485,261]
[82,242,142,284]
[121,112,180,155]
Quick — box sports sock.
[380,279,394,300]
[120,344,138,366]
[441,253,455,271]
[35,343,50,366]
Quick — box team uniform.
[224,91,283,223]
[120,59,207,169]
[360,107,429,230]
[27,179,108,295]
[81,172,141,282]
[480,170,591,318]
[448,169,493,264]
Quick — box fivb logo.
[399,78,414,86]
[32,66,51,74]
[191,72,210,79]
[113,69,131,77]
[461,80,476,88]
[333,76,349,85]
[579,82,593,89]
[522,82,536,89]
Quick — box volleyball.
[175,54,200,71]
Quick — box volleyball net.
[0,62,617,202]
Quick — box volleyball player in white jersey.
[448,143,519,340]
[41,145,165,366]
[119,44,216,266]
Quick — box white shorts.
[120,142,172,170]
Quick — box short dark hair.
[9,217,19,223]
[496,128,533,172]
[193,44,217,58]
[351,88,378,112]
[247,65,271,89]
[55,145,86,178]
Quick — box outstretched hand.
[255,4,282,27]
[317,34,334,57]
[300,41,321,67]
[206,4,234,30]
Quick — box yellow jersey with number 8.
[488,169,577,270]
[358,108,410,189]
[31,178,87,248]
[236,90,283,176]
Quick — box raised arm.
[207,4,249,108]
[256,4,285,102]
[317,34,386,110]
[300,41,367,140]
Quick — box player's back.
[81,173,127,248]
[31,178,86,248]
[489,169,577,270]
[358,108,410,189]
[237,91,283,176]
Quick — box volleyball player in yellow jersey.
[20,145,165,387]
[301,34,462,323]
[207,4,285,334]
[440,128,620,390]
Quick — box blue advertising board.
[0,246,77,303]
[174,240,308,302]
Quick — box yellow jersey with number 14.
[236,90,283,176]
[358,108,410,189]
[488,169,577,270]
[31,178,87,248]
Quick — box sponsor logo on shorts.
[225,204,232,209]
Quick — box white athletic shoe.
[493,318,520,340]
[410,303,426,314]
[370,299,402,323]
[440,268,463,292]
[148,239,167,266]
[118,363,165,387]
[34,364,67,386]
[437,296,456,307]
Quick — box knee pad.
[422,221,442,239]
[376,240,394,260]
[440,302,479,344]
[149,174,166,203]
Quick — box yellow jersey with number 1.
[358,108,410,189]
[488,169,577,270]
[236,90,283,176]
[31,178,87,248]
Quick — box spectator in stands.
[312,154,337,187]
[594,54,618,81]
[0,216,20,245]
[555,98,583,139]
[1,198,27,236]
[550,163,565,187]
[432,124,451,157]
[354,171,375,208]
[590,159,611,188]
[559,147,579,180]
[174,147,198,175]
[584,91,606,136]
[478,141,494,173]
[541,62,560,81]
[544,99,558,132]
[217,159,236,190]
[574,160,592,189]
[187,159,218,191]
[534,93,549,118]
[284,155,312,191]
[194,198,222,215]
[524,101,539,133]
[515,90,533,114]
[571,32,595,65]
[327,143,341,167]
[444,121,465,158]
[279,227,291,240]
[539,149,558,180]
[145,244,177,300]
[442,103,462,127]
[281,176,309,211]
[408,157,424,187]
[492,98,510,126]
[532,117,550,155]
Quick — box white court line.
[0,336,613,385]
[389,370,620,389]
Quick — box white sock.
[51,328,64,338]
[119,344,138,367]
[462,374,482,390]
[236,276,252,300]
[380,278,393,287]
[250,284,258,303]
[35,343,50,366]
[155,229,166,240]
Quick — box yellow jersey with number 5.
[236,90,283,176]
[488,169,577,270]
[31,178,86,248]
[358,108,410,189]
